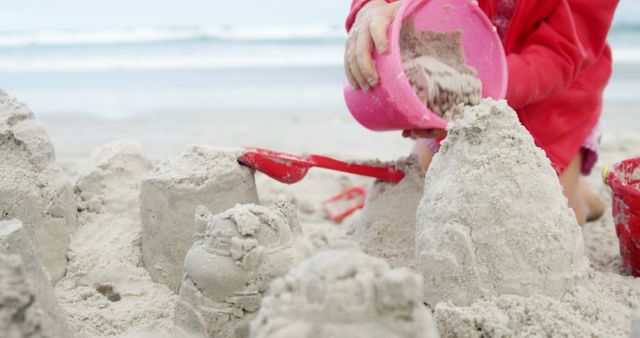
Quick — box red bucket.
[604,158,640,276]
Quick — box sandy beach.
[3,1,640,336]
[0,88,637,337]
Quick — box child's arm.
[506,0,618,108]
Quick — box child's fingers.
[350,61,370,91]
[344,34,358,89]
[346,30,369,90]
[408,129,447,139]
[402,130,416,139]
[348,44,371,91]
[370,16,390,55]
[344,62,358,90]
[355,24,378,88]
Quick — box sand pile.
[350,156,423,268]
[55,141,177,337]
[435,269,640,337]
[401,22,482,116]
[251,244,439,338]
[0,92,76,282]
[416,100,589,306]
[1,219,70,338]
[141,145,259,291]
[0,254,50,338]
[416,100,640,337]
[175,202,312,337]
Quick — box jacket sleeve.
[506,0,618,108]
[345,0,396,32]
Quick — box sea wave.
[0,53,344,72]
[1,24,637,49]
[0,26,346,48]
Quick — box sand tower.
[174,201,312,338]
[351,156,424,268]
[416,100,589,306]
[141,145,259,291]
[0,92,76,282]
[251,245,439,338]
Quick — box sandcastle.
[0,92,76,282]
[0,219,70,338]
[416,99,590,306]
[0,254,51,338]
[55,141,177,337]
[250,245,440,338]
[141,145,260,291]
[174,201,312,337]
[351,156,424,268]
[76,140,154,214]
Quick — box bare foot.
[580,178,606,222]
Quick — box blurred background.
[0,0,638,162]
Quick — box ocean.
[1,24,639,124]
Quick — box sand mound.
[0,254,49,338]
[175,202,312,338]
[251,244,439,338]
[435,269,640,337]
[351,156,423,268]
[416,99,589,306]
[141,145,259,291]
[1,220,70,338]
[55,141,177,337]
[0,92,76,282]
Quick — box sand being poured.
[401,21,482,116]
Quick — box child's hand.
[344,0,401,91]
[402,129,447,139]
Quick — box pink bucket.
[343,0,508,131]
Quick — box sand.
[350,156,424,268]
[0,92,76,282]
[251,244,440,338]
[401,22,482,116]
[1,88,640,337]
[435,270,640,337]
[175,203,312,337]
[416,100,640,337]
[0,219,70,338]
[0,254,49,338]
[141,145,259,291]
[54,141,177,337]
[417,99,589,306]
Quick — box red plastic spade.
[238,147,405,184]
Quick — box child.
[344,0,619,225]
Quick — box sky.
[0,0,637,32]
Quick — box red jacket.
[346,0,618,174]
